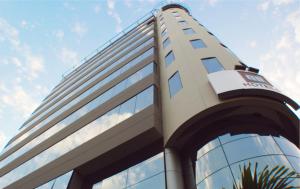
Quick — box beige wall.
[157,7,242,145]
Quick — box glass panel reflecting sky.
[183,28,195,35]
[196,138,220,159]
[168,71,183,97]
[190,39,206,49]
[92,153,165,189]
[201,57,224,73]
[197,168,234,189]
[165,51,175,66]
[36,171,73,189]
[274,136,300,158]
[196,147,227,183]
[163,38,170,49]
[196,133,299,189]
[223,136,283,164]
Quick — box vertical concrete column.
[182,156,197,189]
[164,148,184,189]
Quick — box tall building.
[0,3,299,189]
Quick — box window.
[183,28,195,35]
[163,38,170,49]
[208,31,214,36]
[201,57,224,73]
[168,71,183,97]
[172,12,179,16]
[190,39,206,48]
[178,20,188,27]
[165,51,175,66]
[175,16,182,20]
[161,24,166,30]
[161,29,167,37]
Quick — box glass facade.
[0,86,155,187]
[201,57,224,73]
[16,25,154,133]
[195,134,300,188]
[4,29,154,153]
[0,62,155,171]
[92,153,165,189]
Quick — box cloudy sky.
[0,0,299,150]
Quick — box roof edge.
[161,3,190,14]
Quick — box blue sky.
[0,0,299,150]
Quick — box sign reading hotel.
[208,70,299,110]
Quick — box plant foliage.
[233,162,298,189]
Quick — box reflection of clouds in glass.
[92,181,102,189]
[102,171,127,189]
[3,26,153,157]
[197,138,220,159]
[196,147,227,183]
[0,62,153,174]
[196,134,300,188]
[36,180,55,189]
[274,136,300,157]
[91,152,164,189]
[198,168,233,189]
[0,85,154,188]
[128,153,163,186]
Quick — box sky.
[0,0,299,150]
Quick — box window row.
[0,62,155,172]
[92,153,165,189]
[40,22,153,111]
[18,25,154,134]
[0,85,155,188]
[3,34,154,156]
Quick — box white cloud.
[59,47,80,65]
[260,33,300,104]
[260,8,300,105]
[26,55,44,80]
[20,20,27,28]
[107,0,122,33]
[20,20,35,30]
[286,8,300,44]
[71,22,88,37]
[1,85,39,119]
[249,40,257,48]
[207,0,218,6]
[0,17,20,47]
[0,18,44,81]
[0,132,6,150]
[63,2,76,11]
[94,4,101,14]
[257,0,294,11]
[53,30,64,40]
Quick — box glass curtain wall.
[195,133,300,189]
[92,153,165,189]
